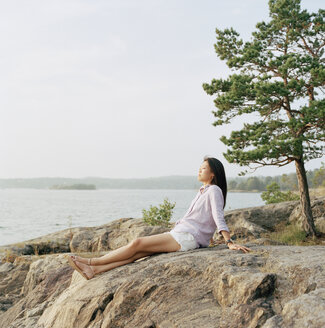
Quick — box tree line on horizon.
[0,164,323,191]
[228,162,324,191]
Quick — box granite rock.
[0,246,324,327]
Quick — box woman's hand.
[227,242,252,253]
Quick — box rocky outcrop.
[220,196,325,240]
[289,196,325,231]
[0,217,170,259]
[0,245,324,328]
[0,254,72,327]
[0,261,30,313]
[0,196,324,327]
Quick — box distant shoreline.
[0,187,323,196]
[0,187,262,192]
[0,171,322,192]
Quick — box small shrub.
[261,182,300,204]
[142,198,176,227]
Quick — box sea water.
[0,188,264,246]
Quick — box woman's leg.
[75,232,181,266]
[74,250,156,277]
[91,250,155,275]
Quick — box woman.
[66,156,252,280]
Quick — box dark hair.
[203,156,227,209]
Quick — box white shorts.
[164,231,198,252]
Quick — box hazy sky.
[1,0,324,179]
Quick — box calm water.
[0,189,265,246]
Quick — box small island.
[49,184,96,190]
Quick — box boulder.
[217,196,325,241]
[0,218,169,260]
[289,196,325,233]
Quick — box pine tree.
[203,0,324,238]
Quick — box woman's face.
[197,161,214,184]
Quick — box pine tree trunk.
[295,158,319,238]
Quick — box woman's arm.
[209,188,230,236]
[209,188,251,253]
[220,229,252,253]
[220,229,231,243]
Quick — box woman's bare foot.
[74,260,96,279]
[70,255,91,265]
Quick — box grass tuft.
[261,220,325,246]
